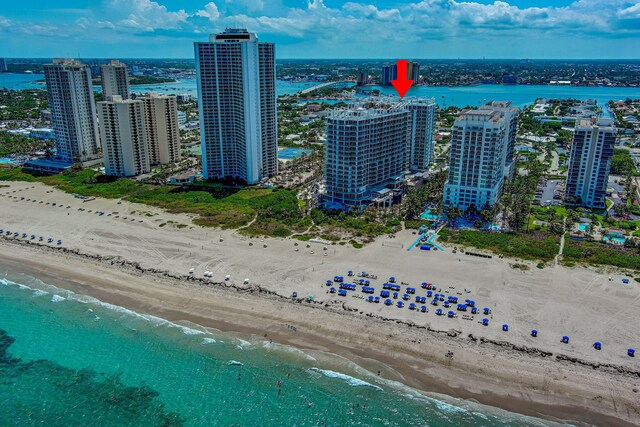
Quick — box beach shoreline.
[0,240,637,427]
[1,180,639,425]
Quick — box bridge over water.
[298,80,356,95]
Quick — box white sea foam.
[50,294,66,303]
[262,341,317,362]
[234,339,252,350]
[201,337,217,345]
[309,368,384,391]
[176,325,206,336]
[227,360,244,366]
[434,399,469,415]
[32,289,48,297]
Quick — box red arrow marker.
[391,59,413,98]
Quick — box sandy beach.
[1,181,639,426]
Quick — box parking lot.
[535,179,564,206]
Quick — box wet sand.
[0,181,639,425]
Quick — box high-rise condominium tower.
[325,103,409,208]
[101,60,130,100]
[139,93,181,165]
[381,64,395,86]
[406,98,437,170]
[479,101,519,177]
[407,61,420,84]
[194,28,277,185]
[443,109,509,211]
[323,97,436,209]
[44,58,101,163]
[565,118,616,209]
[97,95,150,177]
[381,61,420,86]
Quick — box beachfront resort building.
[139,93,181,166]
[97,95,150,177]
[43,58,101,163]
[479,101,519,177]
[100,60,130,100]
[194,28,277,185]
[443,108,510,212]
[565,117,616,209]
[323,97,436,209]
[324,102,409,208]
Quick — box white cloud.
[2,0,639,56]
[109,0,189,31]
[618,3,640,19]
[343,3,400,20]
[197,2,221,21]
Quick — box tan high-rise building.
[139,93,181,165]
[100,60,130,100]
[97,96,150,177]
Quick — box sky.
[0,0,639,59]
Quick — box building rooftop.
[576,117,615,129]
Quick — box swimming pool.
[420,209,439,221]
[578,223,589,231]
[603,235,626,244]
[278,148,312,159]
[0,157,16,164]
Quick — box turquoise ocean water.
[0,272,560,426]
[2,73,640,110]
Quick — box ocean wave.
[50,294,66,303]
[227,360,244,366]
[32,289,48,297]
[175,325,206,336]
[434,399,469,415]
[201,338,217,345]
[234,339,251,350]
[262,341,317,362]
[0,277,32,291]
[309,368,383,391]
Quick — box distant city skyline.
[1,1,639,59]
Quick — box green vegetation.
[0,166,399,240]
[611,149,637,176]
[563,240,640,271]
[0,167,308,237]
[404,219,432,230]
[0,132,54,157]
[309,208,395,240]
[438,228,560,261]
[0,89,48,121]
[402,170,447,220]
[501,159,546,230]
[349,240,363,249]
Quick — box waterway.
[2,73,639,110]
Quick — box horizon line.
[3,57,640,61]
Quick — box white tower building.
[194,28,277,184]
[43,58,101,163]
[100,60,130,100]
[565,118,616,209]
[443,109,508,211]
